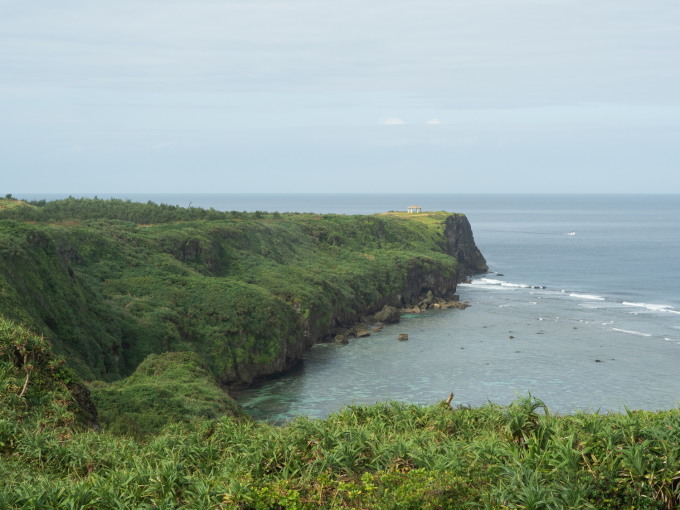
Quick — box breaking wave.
[569,293,605,301]
[621,302,679,314]
[610,328,652,338]
[466,278,546,290]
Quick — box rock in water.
[375,305,401,323]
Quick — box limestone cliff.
[443,214,489,279]
[0,201,487,388]
[287,213,488,372]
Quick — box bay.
[20,193,680,418]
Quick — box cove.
[232,280,680,422]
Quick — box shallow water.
[232,280,680,422]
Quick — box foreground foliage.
[1,389,679,509]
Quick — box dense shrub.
[1,386,678,509]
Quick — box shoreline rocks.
[354,328,371,338]
[374,305,401,324]
[401,292,470,314]
[331,290,472,346]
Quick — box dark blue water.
[21,193,680,416]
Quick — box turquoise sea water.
[21,193,680,418]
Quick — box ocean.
[20,193,680,418]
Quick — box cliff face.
[0,204,487,388]
[443,214,489,279]
[276,213,488,377]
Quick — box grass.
[0,196,32,211]
[380,210,462,224]
[1,391,678,508]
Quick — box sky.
[1,0,679,194]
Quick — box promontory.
[0,197,486,429]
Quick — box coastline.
[0,198,487,425]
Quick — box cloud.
[383,117,406,125]
[2,0,679,193]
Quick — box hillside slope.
[0,198,487,388]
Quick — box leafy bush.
[0,317,98,440]
[89,351,244,437]
[1,393,678,508]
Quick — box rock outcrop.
[375,305,401,324]
[305,214,487,350]
[442,214,489,279]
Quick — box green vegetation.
[0,197,466,386]
[0,195,254,223]
[1,375,678,508]
[0,197,477,432]
[2,312,679,508]
[2,197,677,508]
[89,351,245,437]
[0,316,97,436]
[0,195,29,211]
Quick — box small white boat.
[566,231,576,236]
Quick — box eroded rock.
[374,305,401,323]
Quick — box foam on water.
[570,293,605,301]
[473,281,678,322]
[466,278,545,290]
[610,327,653,338]
[622,301,676,312]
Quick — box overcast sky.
[2,0,679,194]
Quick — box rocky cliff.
[0,201,488,390]
[443,214,489,279]
[283,213,488,374]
